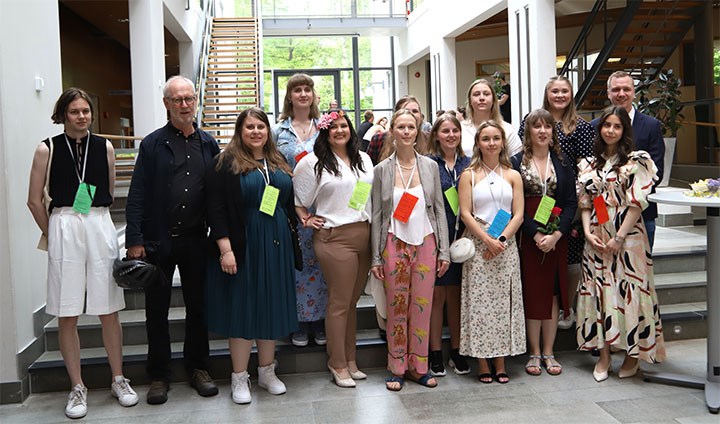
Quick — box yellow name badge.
[72,182,96,214]
[259,185,280,216]
[444,186,459,216]
[348,181,372,211]
[533,195,556,225]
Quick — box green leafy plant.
[636,69,685,137]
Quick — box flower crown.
[317,110,345,130]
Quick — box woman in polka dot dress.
[517,76,595,329]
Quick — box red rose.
[551,206,562,216]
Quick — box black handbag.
[288,218,303,271]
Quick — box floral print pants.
[383,233,437,376]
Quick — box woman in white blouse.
[293,109,374,388]
[370,109,450,392]
[461,79,521,158]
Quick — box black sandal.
[495,372,510,384]
[478,373,493,384]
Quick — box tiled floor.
[2,338,715,423]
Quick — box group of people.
[27,69,666,418]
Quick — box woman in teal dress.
[206,107,299,404]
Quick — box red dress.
[518,164,569,320]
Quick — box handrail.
[196,0,215,123]
[559,0,606,76]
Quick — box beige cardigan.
[370,153,450,266]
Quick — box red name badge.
[593,195,610,225]
[393,192,419,223]
[294,150,309,163]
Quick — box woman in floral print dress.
[576,106,665,382]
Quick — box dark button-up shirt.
[168,129,206,234]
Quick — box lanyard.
[396,158,417,192]
[532,152,551,196]
[483,162,504,213]
[64,131,90,183]
[444,154,458,188]
[257,158,270,186]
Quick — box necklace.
[481,161,500,185]
[293,119,314,139]
[397,161,416,170]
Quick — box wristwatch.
[498,235,507,243]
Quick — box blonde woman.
[370,109,450,391]
[458,120,525,384]
[461,79,521,158]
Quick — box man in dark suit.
[592,71,665,249]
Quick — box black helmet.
[113,258,163,290]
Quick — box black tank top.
[44,133,113,210]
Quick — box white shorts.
[46,207,124,317]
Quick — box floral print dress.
[575,151,666,363]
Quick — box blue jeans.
[645,219,656,252]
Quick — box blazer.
[370,153,450,266]
[511,151,577,237]
[592,109,664,220]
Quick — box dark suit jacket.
[511,152,577,237]
[592,109,664,220]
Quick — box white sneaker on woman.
[231,371,251,404]
[258,362,286,395]
[65,384,87,419]
[111,376,139,407]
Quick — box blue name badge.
[487,209,511,238]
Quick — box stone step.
[28,300,707,394]
[655,271,707,305]
[652,250,706,275]
[43,296,380,351]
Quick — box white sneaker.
[231,371,251,404]
[558,309,575,330]
[65,384,87,419]
[257,362,286,395]
[111,375,139,407]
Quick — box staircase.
[562,0,705,110]
[26,225,708,393]
[200,17,261,145]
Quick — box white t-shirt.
[293,151,374,228]
[461,120,522,159]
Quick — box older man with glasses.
[126,75,220,404]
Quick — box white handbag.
[449,170,476,263]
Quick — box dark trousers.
[145,234,209,381]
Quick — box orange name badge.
[593,195,610,225]
[392,192,419,223]
[294,150,309,163]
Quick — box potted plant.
[636,68,685,186]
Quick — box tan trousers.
[313,221,371,369]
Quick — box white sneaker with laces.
[258,362,286,395]
[231,371,251,404]
[65,384,88,419]
[111,375,139,407]
[558,308,575,330]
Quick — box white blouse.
[472,169,513,224]
[293,151,374,228]
[389,185,434,246]
[461,120,522,159]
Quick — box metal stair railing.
[196,0,216,124]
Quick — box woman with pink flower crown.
[292,109,374,388]
[271,74,328,347]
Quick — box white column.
[178,41,195,80]
[430,37,458,117]
[129,0,167,140]
[507,0,556,124]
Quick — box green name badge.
[348,181,372,211]
[259,185,280,216]
[533,195,556,225]
[444,186,459,216]
[72,182,96,214]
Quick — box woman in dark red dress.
[511,109,577,376]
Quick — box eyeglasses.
[168,96,196,105]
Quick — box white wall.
[0,0,63,382]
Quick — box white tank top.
[472,167,513,223]
[390,185,434,246]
